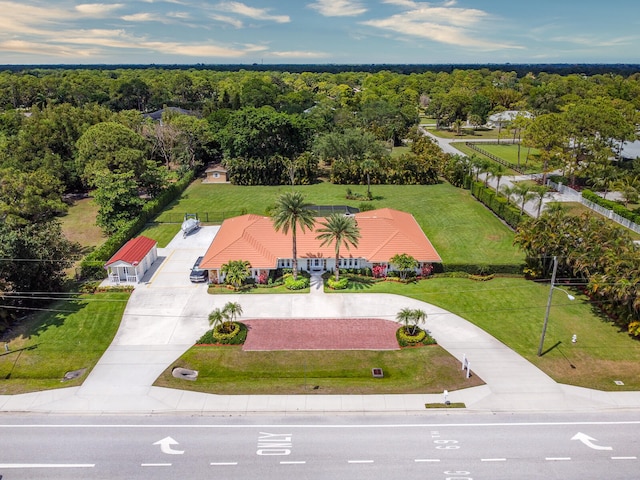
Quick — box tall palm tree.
[316,213,361,281]
[360,156,378,199]
[514,183,536,215]
[531,185,550,217]
[272,191,315,280]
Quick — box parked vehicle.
[182,213,200,238]
[189,256,208,283]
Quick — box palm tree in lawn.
[221,260,251,290]
[396,308,414,334]
[272,191,315,280]
[316,213,361,282]
[360,156,378,199]
[500,183,516,206]
[488,163,506,193]
[410,309,427,336]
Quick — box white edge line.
[0,464,95,469]
[545,457,571,461]
[210,462,238,465]
[415,459,440,462]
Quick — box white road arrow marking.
[571,432,612,451]
[154,436,185,455]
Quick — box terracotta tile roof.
[105,236,157,266]
[200,208,441,269]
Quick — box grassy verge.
[59,197,104,250]
[0,292,129,394]
[334,276,640,391]
[155,345,484,394]
[428,128,505,140]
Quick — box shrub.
[372,264,387,278]
[327,276,349,289]
[284,274,309,290]
[198,322,247,345]
[396,327,437,347]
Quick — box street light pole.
[537,256,575,356]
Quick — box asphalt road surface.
[1,412,639,479]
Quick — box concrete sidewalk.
[1,227,639,415]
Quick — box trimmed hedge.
[471,181,524,229]
[582,189,640,224]
[79,171,195,279]
[396,327,437,347]
[198,322,247,345]
[435,263,523,275]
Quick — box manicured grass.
[139,222,182,248]
[155,344,484,394]
[0,292,129,394]
[390,146,410,157]
[477,144,542,171]
[547,202,640,240]
[335,276,640,391]
[147,181,524,267]
[429,128,505,140]
[59,197,105,252]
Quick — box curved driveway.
[1,227,638,414]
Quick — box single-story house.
[486,110,533,129]
[143,107,197,124]
[203,164,229,183]
[105,236,158,284]
[200,208,441,283]
[619,139,640,161]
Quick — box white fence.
[547,180,640,234]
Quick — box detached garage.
[105,236,158,284]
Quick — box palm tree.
[613,176,639,208]
[223,301,243,327]
[513,183,536,215]
[221,260,251,290]
[396,308,427,336]
[208,307,226,332]
[316,213,361,281]
[531,185,550,217]
[272,191,315,280]
[360,156,378,199]
[500,184,516,206]
[487,163,506,193]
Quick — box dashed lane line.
[546,457,571,461]
[280,461,307,465]
[210,462,238,466]
[348,460,374,464]
[481,458,506,462]
[612,457,637,460]
[415,459,440,462]
[141,463,172,467]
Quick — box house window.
[213,173,220,178]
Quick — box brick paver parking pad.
[242,318,400,351]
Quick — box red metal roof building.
[105,236,158,284]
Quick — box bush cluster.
[327,276,349,289]
[198,322,247,345]
[396,327,437,347]
[284,274,310,290]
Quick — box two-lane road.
[1,412,639,479]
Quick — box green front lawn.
[142,181,523,267]
[0,292,129,394]
[335,276,640,391]
[155,345,484,394]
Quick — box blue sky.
[0,0,637,64]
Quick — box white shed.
[105,236,158,284]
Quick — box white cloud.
[121,12,163,22]
[0,39,97,57]
[75,3,124,16]
[216,1,290,23]
[363,1,522,50]
[209,13,244,28]
[269,50,330,58]
[308,0,367,17]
